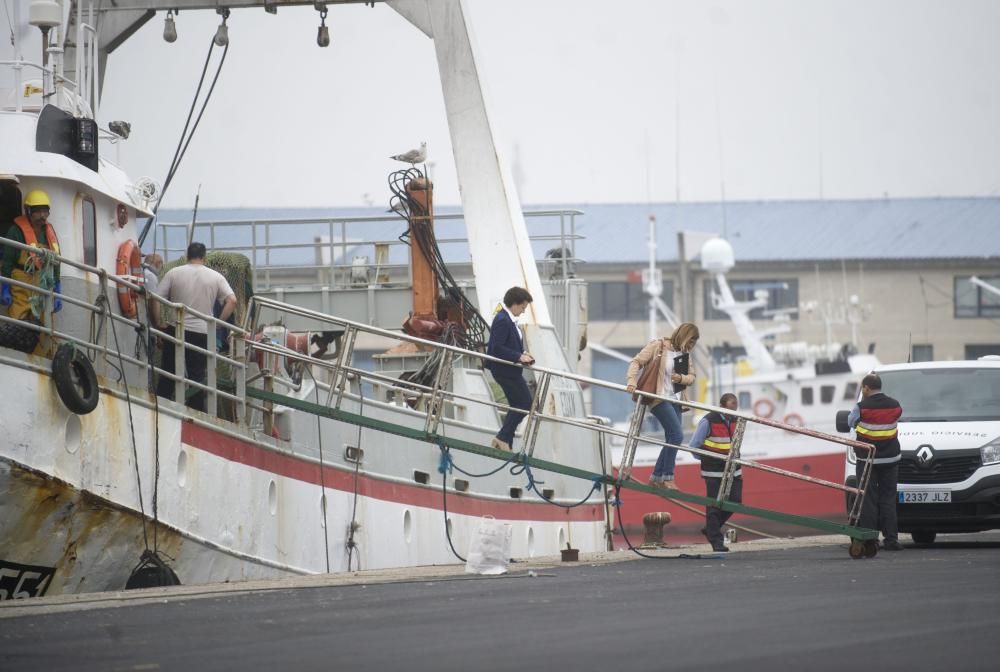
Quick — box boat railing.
[0,238,247,420]
[244,295,877,535]
[152,209,584,291]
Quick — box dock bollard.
[641,512,672,547]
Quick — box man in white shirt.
[151,242,236,412]
[142,253,163,295]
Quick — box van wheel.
[52,343,100,415]
[911,531,937,545]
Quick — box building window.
[588,280,673,321]
[801,387,814,405]
[911,344,933,362]
[81,197,97,266]
[703,278,799,321]
[965,344,1000,360]
[955,276,1000,318]
[820,385,835,404]
[843,382,859,401]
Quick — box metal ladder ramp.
[244,296,880,546]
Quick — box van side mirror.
[835,410,851,433]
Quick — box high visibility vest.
[855,394,902,441]
[13,216,61,271]
[854,393,902,464]
[699,412,742,478]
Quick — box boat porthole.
[268,480,277,515]
[558,527,566,549]
[404,509,412,544]
[527,526,536,558]
[177,450,188,488]
[320,494,327,528]
[64,414,82,455]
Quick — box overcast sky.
[98,0,1000,209]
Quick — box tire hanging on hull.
[51,343,99,414]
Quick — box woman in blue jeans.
[625,323,699,489]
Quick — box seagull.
[390,142,427,167]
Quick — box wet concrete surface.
[2,532,999,671]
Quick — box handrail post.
[423,350,454,435]
[206,318,218,418]
[174,310,186,407]
[848,447,874,526]
[718,416,747,504]
[327,325,358,409]
[522,371,552,458]
[263,369,275,437]
[617,399,648,484]
[234,330,247,425]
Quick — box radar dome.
[700,237,735,273]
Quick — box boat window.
[880,367,1000,422]
[801,387,814,405]
[738,391,752,409]
[820,385,835,404]
[81,197,97,266]
[843,382,859,401]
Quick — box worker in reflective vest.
[848,373,904,551]
[1,190,62,355]
[690,393,742,552]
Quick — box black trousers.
[156,329,209,412]
[494,373,532,446]
[855,460,899,541]
[704,476,743,546]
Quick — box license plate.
[898,490,951,504]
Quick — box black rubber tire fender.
[52,343,99,415]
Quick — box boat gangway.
[244,295,881,558]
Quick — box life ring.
[116,239,143,318]
[752,398,775,418]
[52,343,99,415]
[783,413,805,427]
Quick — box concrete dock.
[2,532,998,671]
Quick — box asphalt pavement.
[2,532,999,672]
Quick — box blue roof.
[158,196,1000,266]
[562,197,1000,263]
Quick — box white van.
[837,357,1000,544]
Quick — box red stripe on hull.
[181,422,603,523]
[616,453,848,533]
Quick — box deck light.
[163,10,177,43]
[214,8,230,47]
[316,5,330,47]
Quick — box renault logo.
[916,445,935,466]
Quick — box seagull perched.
[390,141,427,166]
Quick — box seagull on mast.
[390,142,427,167]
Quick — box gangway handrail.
[247,295,871,449]
[245,295,877,537]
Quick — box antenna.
[906,332,912,363]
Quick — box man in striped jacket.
[691,393,742,552]
[848,373,904,551]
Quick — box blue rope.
[437,445,454,475]
[436,443,602,509]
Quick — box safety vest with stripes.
[854,393,902,464]
[699,412,742,478]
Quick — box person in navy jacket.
[485,287,535,451]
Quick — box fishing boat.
[0,0,611,599]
